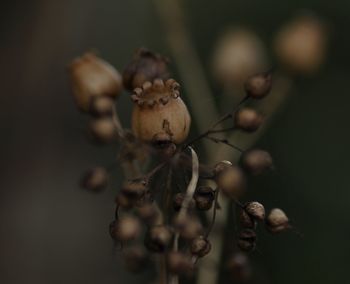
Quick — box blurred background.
[1,0,349,283]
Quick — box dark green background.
[1,0,349,283]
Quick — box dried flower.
[234,108,264,132]
[241,149,273,175]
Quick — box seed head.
[245,201,265,221]
[234,108,264,132]
[190,236,211,258]
[80,167,108,192]
[241,149,273,175]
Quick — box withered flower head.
[69,52,122,111]
[81,167,109,192]
[131,79,191,144]
[123,48,170,91]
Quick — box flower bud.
[131,79,191,144]
[152,132,177,159]
[69,52,122,111]
[80,167,108,192]
[167,252,194,275]
[266,208,290,234]
[237,229,257,252]
[88,117,117,143]
[123,48,170,91]
[241,149,273,175]
[144,226,173,252]
[123,246,149,273]
[239,209,257,229]
[89,96,115,117]
[191,236,211,257]
[194,186,215,211]
[109,215,141,242]
[234,108,264,132]
[213,160,232,175]
[173,193,195,212]
[244,202,265,221]
[245,71,272,99]
[226,253,252,282]
[174,215,203,240]
[214,163,245,196]
[121,180,147,200]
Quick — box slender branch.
[205,136,244,153]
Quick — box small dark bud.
[174,215,203,240]
[123,246,148,273]
[191,236,211,257]
[109,215,141,242]
[81,167,108,192]
[89,96,115,117]
[266,208,290,234]
[115,193,133,209]
[241,149,273,175]
[239,209,257,229]
[245,201,265,221]
[167,252,194,276]
[123,48,170,91]
[194,186,215,211]
[234,108,264,132]
[144,226,173,252]
[136,202,159,225]
[214,163,245,197]
[173,193,195,212]
[88,117,117,143]
[245,71,272,99]
[227,253,252,282]
[238,229,257,252]
[121,181,147,200]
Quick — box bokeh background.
[1,0,349,283]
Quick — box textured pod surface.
[131,79,191,144]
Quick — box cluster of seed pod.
[69,47,293,282]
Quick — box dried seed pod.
[144,226,173,252]
[121,181,147,200]
[123,48,170,91]
[245,71,272,99]
[266,208,290,234]
[173,193,195,212]
[213,160,233,175]
[69,52,122,111]
[194,186,215,211]
[212,28,267,86]
[109,215,141,242]
[167,252,194,275]
[241,149,273,175]
[88,117,117,143]
[123,246,149,273]
[274,15,327,74]
[191,236,211,257]
[234,108,264,132]
[237,229,257,252]
[245,202,265,221]
[239,209,257,229]
[89,96,115,117]
[80,167,108,192]
[152,132,177,159]
[227,253,252,282]
[131,79,191,144]
[214,164,245,196]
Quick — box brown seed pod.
[239,209,257,229]
[69,52,122,111]
[88,117,117,143]
[174,215,203,240]
[89,96,115,117]
[245,72,272,99]
[115,193,133,210]
[167,252,194,276]
[109,215,141,242]
[190,236,211,257]
[245,202,265,221]
[121,181,147,200]
[214,164,245,197]
[123,48,170,91]
[234,108,264,132]
[241,149,273,175]
[136,202,160,225]
[122,246,149,273]
[237,229,257,252]
[131,79,191,144]
[266,208,290,234]
[152,132,177,159]
[80,167,108,192]
[194,186,215,211]
[173,193,195,212]
[144,226,173,252]
[226,253,252,282]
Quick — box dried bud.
[245,72,272,99]
[191,236,211,257]
[80,167,108,192]
[173,193,195,212]
[89,96,115,117]
[213,160,233,175]
[239,209,257,229]
[167,252,194,275]
[241,149,273,175]
[109,216,141,242]
[194,186,215,211]
[266,208,290,234]
[234,108,264,132]
[136,202,159,225]
[123,246,148,273]
[88,117,117,143]
[144,226,173,252]
[214,164,245,196]
[174,215,203,240]
[227,253,252,282]
[115,193,133,209]
[152,132,177,159]
[244,202,265,221]
[123,48,170,91]
[237,229,257,252]
[274,15,327,74]
[131,79,191,144]
[69,52,122,111]
[121,181,147,200]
